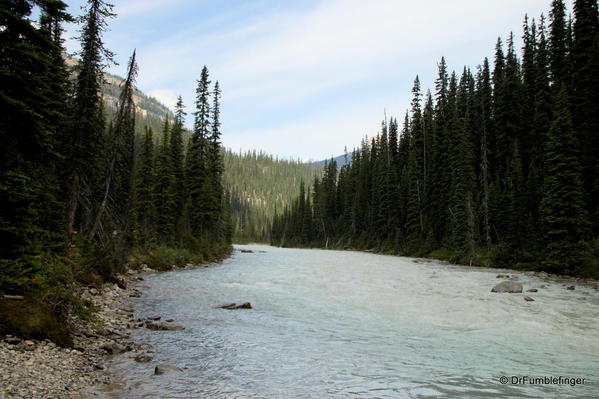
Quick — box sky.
[63,0,571,161]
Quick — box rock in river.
[491,281,523,293]
[524,296,535,302]
[218,302,252,310]
[154,364,182,375]
[146,321,185,331]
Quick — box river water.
[98,245,599,398]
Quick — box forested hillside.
[0,0,231,342]
[272,0,599,278]
[224,150,322,243]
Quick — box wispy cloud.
[65,0,563,159]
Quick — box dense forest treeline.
[272,0,599,278]
[0,0,230,342]
[224,150,322,243]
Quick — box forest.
[271,0,599,278]
[0,0,231,341]
[225,150,322,243]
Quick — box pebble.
[0,269,147,398]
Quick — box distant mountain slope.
[309,153,351,168]
[65,56,173,134]
[224,150,323,243]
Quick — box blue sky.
[63,0,571,161]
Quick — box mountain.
[309,153,351,168]
[65,56,173,134]
[224,150,323,243]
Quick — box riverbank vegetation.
[271,0,599,279]
[0,0,231,342]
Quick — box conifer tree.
[571,0,599,233]
[66,0,115,238]
[540,87,589,273]
[134,127,156,244]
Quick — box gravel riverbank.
[0,267,150,399]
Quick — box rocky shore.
[0,267,151,399]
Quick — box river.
[98,245,599,398]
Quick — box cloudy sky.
[63,0,570,161]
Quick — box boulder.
[4,337,21,345]
[218,302,252,310]
[496,274,509,279]
[154,364,182,375]
[491,281,523,293]
[145,321,185,331]
[524,296,535,302]
[240,249,254,253]
[566,285,575,290]
[526,288,538,293]
[100,343,127,354]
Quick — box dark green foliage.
[224,150,322,243]
[0,0,70,293]
[540,87,589,273]
[272,0,599,277]
[0,1,231,344]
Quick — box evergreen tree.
[571,0,599,233]
[134,127,156,244]
[540,87,589,273]
[0,0,71,292]
[65,0,115,238]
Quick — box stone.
[240,249,254,253]
[165,319,174,323]
[496,274,509,279]
[154,365,182,375]
[491,281,523,293]
[148,316,161,321]
[566,285,575,290]
[218,302,252,309]
[145,321,185,331]
[4,337,21,345]
[134,354,153,363]
[526,288,538,293]
[524,296,535,302]
[99,343,127,354]
[24,340,35,346]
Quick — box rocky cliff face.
[65,56,173,133]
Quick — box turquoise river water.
[97,245,599,398]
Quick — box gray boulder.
[524,296,535,302]
[491,281,523,293]
[154,364,182,375]
[99,343,128,354]
[218,302,252,310]
[146,321,185,331]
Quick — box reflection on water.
[97,245,599,398]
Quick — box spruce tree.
[540,87,589,273]
[571,0,599,233]
[66,0,115,238]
